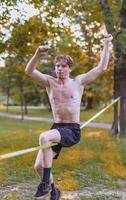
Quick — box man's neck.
[57,77,71,85]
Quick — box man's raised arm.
[76,34,113,86]
[25,45,51,86]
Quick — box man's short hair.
[54,55,73,68]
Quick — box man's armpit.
[75,74,87,85]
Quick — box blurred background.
[0,1,126,199]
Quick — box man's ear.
[69,68,72,72]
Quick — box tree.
[53,0,113,109]
[0,0,117,121]
[100,0,126,134]
[50,0,124,134]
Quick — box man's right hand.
[34,45,49,59]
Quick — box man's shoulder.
[74,74,87,85]
[72,75,86,89]
[46,75,57,87]
[74,74,86,80]
[47,74,56,81]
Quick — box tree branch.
[120,0,126,28]
[100,0,115,34]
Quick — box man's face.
[55,60,71,79]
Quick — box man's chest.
[47,81,83,102]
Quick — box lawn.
[0,105,113,123]
[0,117,126,199]
[0,106,53,118]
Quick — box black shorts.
[50,123,81,159]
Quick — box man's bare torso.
[46,77,84,123]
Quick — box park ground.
[0,107,126,199]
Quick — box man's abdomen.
[51,102,80,123]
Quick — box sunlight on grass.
[84,131,126,179]
[85,131,103,138]
[3,190,20,200]
[0,117,126,193]
[33,129,44,134]
[56,170,79,191]
[56,148,82,166]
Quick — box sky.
[0,1,39,23]
[0,1,101,67]
[0,1,39,67]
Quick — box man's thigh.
[40,129,61,144]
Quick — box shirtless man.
[25,34,113,200]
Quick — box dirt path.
[0,181,126,200]
[0,112,111,129]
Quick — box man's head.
[54,55,73,79]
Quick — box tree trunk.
[100,0,126,135]
[120,97,126,134]
[111,101,119,135]
[6,86,10,112]
[6,77,11,112]
[85,97,93,110]
[111,56,126,135]
[19,84,25,120]
[24,95,28,115]
[119,71,126,134]
[110,61,120,135]
[20,93,24,120]
[118,0,126,134]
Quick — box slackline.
[0,97,120,160]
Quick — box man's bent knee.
[39,133,50,145]
[39,129,60,145]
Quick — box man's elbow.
[101,65,108,73]
[97,66,107,73]
[102,68,107,73]
[25,68,33,76]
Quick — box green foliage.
[1,0,125,108]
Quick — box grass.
[0,106,52,118]
[80,106,113,123]
[0,117,126,199]
[0,118,51,185]
[80,195,122,200]
[0,105,113,123]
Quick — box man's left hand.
[103,34,113,43]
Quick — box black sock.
[42,168,51,184]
